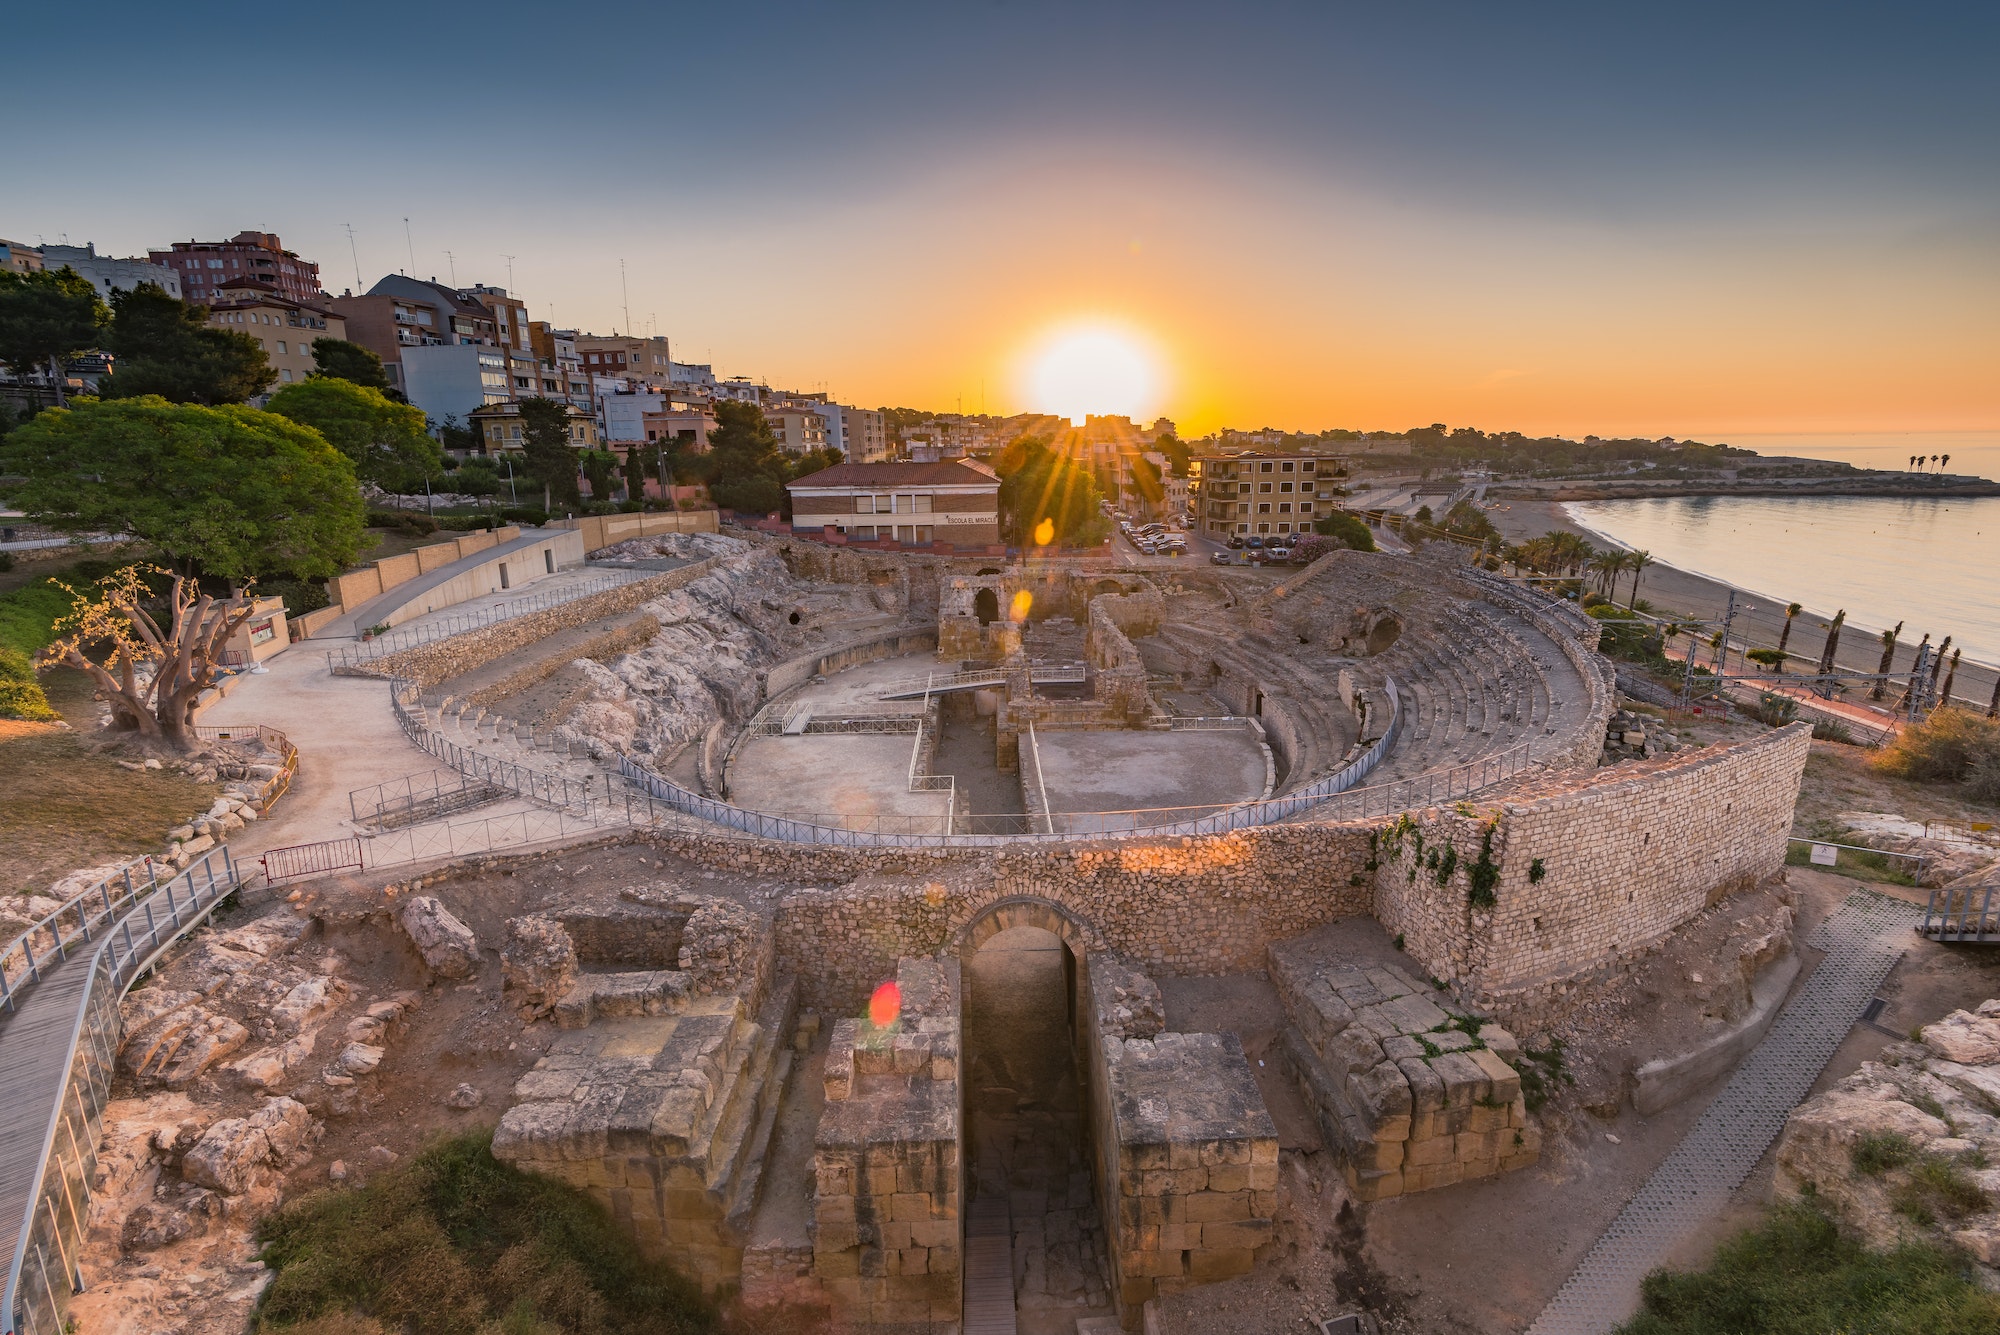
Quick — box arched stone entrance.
[955,895,1112,1319]
[973,586,1000,626]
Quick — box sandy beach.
[1486,498,2000,720]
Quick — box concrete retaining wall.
[554,509,719,553]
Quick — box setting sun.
[1025,324,1159,426]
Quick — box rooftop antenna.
[402,217,415,276]
[443,250,457,285]
[501,253,517,292]
[342,222,362,289]
[620,259,632,337]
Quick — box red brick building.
[149,231,323,306]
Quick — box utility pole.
[403,218,415,276]
[342,223,362,290]
[501,254,517,292]
[443,251,458,286]
[620,259,632,336]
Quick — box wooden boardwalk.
[0,957,96,1300]
[963,1193,1016,1335]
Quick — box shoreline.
[1491,478,2000,502]
[1486,498,2000,718]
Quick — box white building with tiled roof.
[786,460,1001,547]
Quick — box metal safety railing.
[348,769,506,829]
[387,678,600,813]
[612,678,1437,846]
[261,838,365,883]
[323,570,653,671]
[3,848,237,1335]
[1922,882,2000,943]
[1,861,160,1014]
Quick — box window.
[1259,482,1272,493]
[276,340,287,355]
[280,368,293,381]
[1260,461,1274,472]
[1278,522,1292,533]
[911,494,932,513]
[1258,503,1271,514]
[915,526,933,543]
[1238,482,1251,495]
[854,525,877,540]
[1258,522,1270,533]
[1237,503,1249,515]
[1279,503,1291,513]
[1302,461,1315,472]
[1282,462,1295,472]
[1279,481,1292,492]
[1300,502,1314,514]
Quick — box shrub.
[259,578,331,619]
[1313,511,1376,552]
[1851,1131,1917,1176]
[256,1132,716,1334]
[1753,692,1801,727]
[0,646,56,721]
[364,508,439,536]
[1873,709,2000,786]
[1616,1200,2000,1334]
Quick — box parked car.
[1227,534,1246,549]
[1210,551,1235,565]
[1244,535,1264,549]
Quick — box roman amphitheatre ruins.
[11,516,1888,1335]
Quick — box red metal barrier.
[261,837,363,883]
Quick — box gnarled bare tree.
[38,564,256,751]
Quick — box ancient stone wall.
[761,629,939,701]
[1081,955,1278,1312]
[812,958,963,1331]
[357,556,726,690]
[461,613,660,709]
[1372,723,1811,1021]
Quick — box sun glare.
[1027,325,1157,426]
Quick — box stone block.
[1201,1218,1274,1250]
[1470,1046,1523,1103]
[1430,1051,1490,1107]
[1207,1163,1249,1192]
[1185,1190,1252,1223]
[1189,1247,1256,1280]
[1404,1135,1455,1168]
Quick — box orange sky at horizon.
[639,144,1997,441]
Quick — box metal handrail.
[386,678,599,814]
[2,848,237,1335]
[0,860,158,1013]
[605,677,1501,847]
[323,569,654,671]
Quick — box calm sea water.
[1721,429,2000,481]
[1564,494,2000,666]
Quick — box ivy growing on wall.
[1467,822,1501,908]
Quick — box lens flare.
[1010,590,1034,622]
[868,980,901,1029]
[1033,518,1055,547]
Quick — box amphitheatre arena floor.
[1031,729,1268,817]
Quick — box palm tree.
[1816,609,1846,680]
[1775,602,1802,673]
[1941,648,1961,706]
[1987,672,1999,720]
[1626,550,1652,607]
[1931,454,1942,469]
[1869,621,1902,701]
[1909,455,1919,470]
[1942,453,1951,471]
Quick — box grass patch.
[255,1131,718,1335]
[1615,1201,2000,1335]
[1517,1040,1573,1113]
[1851,1132,1918,1175]
[1895,1156,1992,1227]
[1785,819,1919,887]
[0,725,215,895]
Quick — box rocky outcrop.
[1776,997,2000,1272]
[182,1097,319,1196]
[395,895,480,979]
[501,914,577,1016]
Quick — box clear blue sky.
[8,2,1996,434]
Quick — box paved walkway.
[1526,889,1922,1335]
[320,527,572,638]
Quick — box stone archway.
[952,894,1102,963]
[974,586,1000,626]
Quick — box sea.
[1563,432,2000,666]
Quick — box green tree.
[994,435,1108,547]
[1153,430,1191,477]
[700,399,789,515]
[621,446,650,504]
[0,266,109,404]
[309,337,395,393]
[579,447,619,503]
[0,396,363,579]
[517,397,581,510]
[1314,511,1377,552]
[100,283,274,405]
[265,376,443,490]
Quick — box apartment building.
[468,400,600,455]
[527,323,594,408]
[208,278,345,393]
[1,240,43,275]
[1193,452,1337,539]
[765,404,828,455]
[575,334,672,386]
[818,403,887,462]
[150,231,322,306]
[786,460,1001,547]
[330,275,545,425]
[641,407,716,452]
[39,243,182,301]
[461,284,533,356]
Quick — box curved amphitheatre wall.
[361,532,1804,1032]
